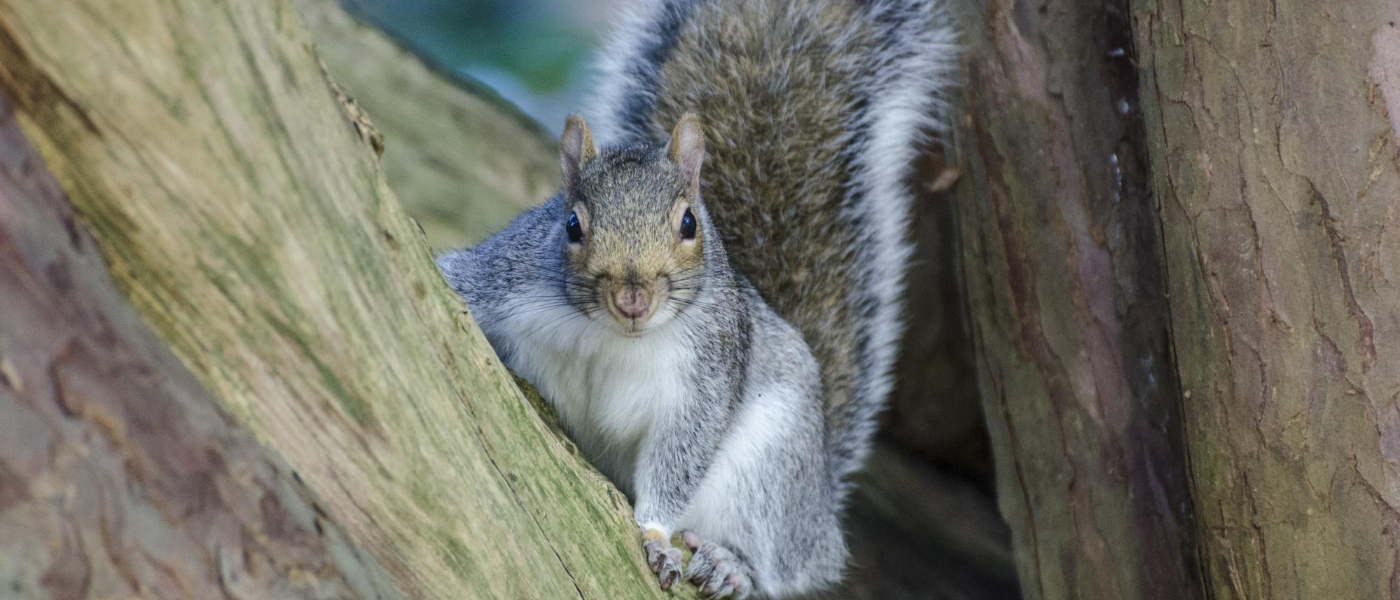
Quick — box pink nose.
[612,286,652,321]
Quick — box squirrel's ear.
[667,113,705,191]
[561,115,597,192]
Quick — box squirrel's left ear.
[667,113,705,192]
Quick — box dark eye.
[679,209,697,240]
[566,211,583,243]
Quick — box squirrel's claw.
[681,531,753,599]
[643,538,683,590]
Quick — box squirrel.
[436,0,956,597]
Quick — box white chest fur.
[483,289,695,494]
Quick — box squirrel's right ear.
[667,113,705,192]
[561,115,597,193]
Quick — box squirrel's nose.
[611,285,653,321]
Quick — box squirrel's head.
[556,113,709,336]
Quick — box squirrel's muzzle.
[609,284,654,324]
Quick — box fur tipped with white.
[586,0,666,146]
[587,0,959,499]
[832,0,958,494]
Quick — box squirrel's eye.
[566,211,584,243]
[679,208,697,240]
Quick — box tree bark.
[292,0,559,248]
[0,96,402,600]
[1134,1,1400,597]
[0,0,688,598]
[953,0,1201,598]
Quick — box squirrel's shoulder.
[437,196,563,305]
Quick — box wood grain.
[0,94,402,600]
[0,0,684,597]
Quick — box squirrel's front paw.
[642,528,683,590]
[682,530,753,599]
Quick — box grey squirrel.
[436,0,956,597]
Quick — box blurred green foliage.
[345,0,596,94]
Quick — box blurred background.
[344,0,621,131]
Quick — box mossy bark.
[0,0,692,597]
[1134,1,1400,597]
[291,0,559,249]
[952,0,1201,598]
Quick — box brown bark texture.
[1134,1,1400,597]
[953,0,1201,598]
[0,97,403,600]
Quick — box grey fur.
[439,0,956,596]
[590,0,958,496]
[438,147,845,597]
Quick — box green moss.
[262,307,376,428]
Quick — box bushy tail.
[815,0,958,500]
[588,0,958,504]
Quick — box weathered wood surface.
[294,0,558,248]
[952,0,1200,597]
[1135,1,1400,597]
[0,95,402,600]
[0,0,688,597]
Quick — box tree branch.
[293,0,559,248]
[951,0,1200,598]
[0,0,684,597]
[0,94,403,600]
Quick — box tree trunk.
[953,0,1201,598]
[1134,1,1400,597]
[0,0,689,597]
[0,95,402,600]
